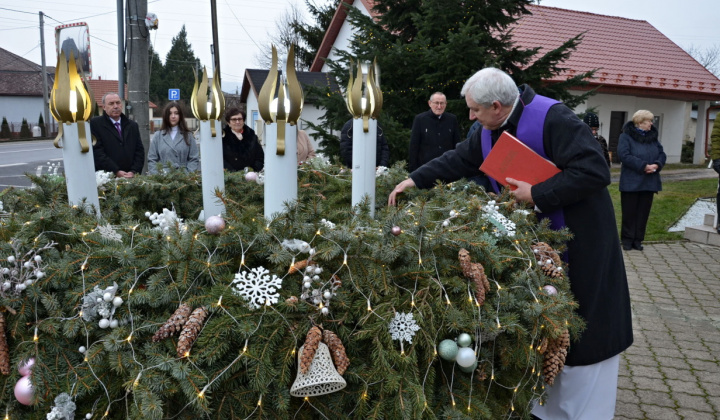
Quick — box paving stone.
[665,378,705,396]
[677,409,717,420]
[640,404,680,420]
[672,392,713,412]
[635,390,675,407]
[614,401,645,419]
[630,364,664,379]
[633,375,670,393]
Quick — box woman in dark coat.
[222,108,264,172]
[618,110,666,251]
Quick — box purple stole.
[481,95,566,231]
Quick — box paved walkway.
[616,242,720,419]
[611,167,717,183]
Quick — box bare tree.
[685,44,720,77]
[254,4,307,70]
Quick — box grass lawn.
[608,178,717,242]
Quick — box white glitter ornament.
[321,307,329,315]
[79,346,86,353]
[98,319,110,329]
[109,320,119,329]
[205,215,226,235]
[388,312,421,353]
[113,296,123,307]
[231,266,283,309]
[103,292,113,302]
[456,347,476,367]
[34,255,42,262]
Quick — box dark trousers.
[621,191,654,247]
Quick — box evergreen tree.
[164,26,202,104]
[0,117,10,139]
[0,165,580,419]
[307,0,595,167]
[19,118,31,139]
[148,44,166,106]
[38,113,46,137]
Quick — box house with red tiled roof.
[0,47,55,131]
[311,3,720,164]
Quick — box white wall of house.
[570,91,687,163]
[0,96,44,127]
[321,0,373,73]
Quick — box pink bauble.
[205,216,226,235]
[14,376,34,406]
[391,226,402,236]
[18,357,35,377]
[245,172,258,182]
[542,285,558,296]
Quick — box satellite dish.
[55,22,91,80]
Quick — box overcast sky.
[1,0,717,96]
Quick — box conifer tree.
[38,113,46,137]
[0,165,582,419]
[19,118,30,139]
[307,0,595,166]
[148,44,166,105]
[1,117,11,139]
[163,26,202,103]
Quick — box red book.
[479,131,560,190]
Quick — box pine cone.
[532,242,564,278]
[322,329,349,375]
[299,326,322,374]
[286,296,299,306]
[542,329,570,386]
[0,312,9,375]
[153,303,192,342]
[458,249,491,305]
[288,259,308,275]
[331,274,342,288]
[176,307,208,358]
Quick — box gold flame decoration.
[190,66,225,137]
[50,51,95,152]
[345,58,383,132]
[257,45,304,155]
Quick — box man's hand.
[115,170,134,178]
[388,178,416,206]
[506,178,534,205]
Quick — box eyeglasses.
[229,117,244,122]
[431,101,446,106]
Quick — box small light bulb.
[257,396,262,406]
[126,334,133,342]
[198,391,205,399]
[216,296,223,307]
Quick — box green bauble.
[438,339,459,361]
[459,360,478,373]
[457,333,472,348]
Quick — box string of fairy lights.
[0,167,571,419]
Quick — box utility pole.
[117,0,125,101]
[39,12,50,136]
[126,0,150,173]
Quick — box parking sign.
[168,89,180,100]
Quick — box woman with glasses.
[147,102,199,174]
[222,108,264,172]
[618,110,666,251]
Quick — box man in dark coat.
[408,92,461,172]
[90,93,145,177]
[389,68,633,419]
[339,118,390,168]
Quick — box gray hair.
[461,68,518,107]
[429,92,446,101]
[101,92,121,105]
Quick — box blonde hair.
[632,110,654,125]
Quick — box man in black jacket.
[389,68,632,419]
[407,92,461,172]
[90,93,144,178]
[339,118,390,168]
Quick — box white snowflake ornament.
[231,266,283,309]
[388,312,421,354]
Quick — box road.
[0,140,63,191]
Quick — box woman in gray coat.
[148,102,200,174]
[618,110,666,251]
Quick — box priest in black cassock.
[389,67,633,420]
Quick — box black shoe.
[632,242,644,251]
[622,244,632,251]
